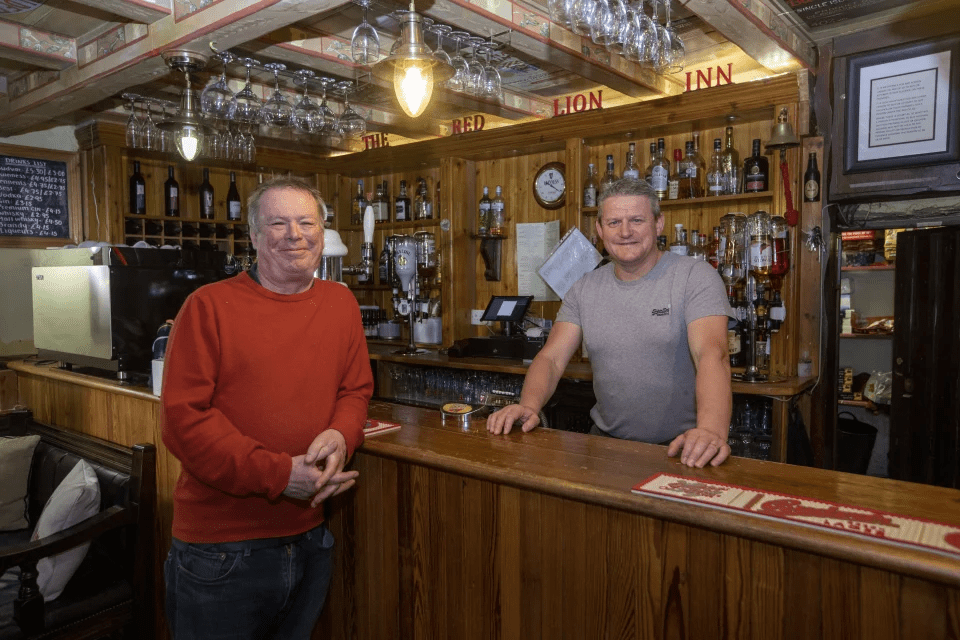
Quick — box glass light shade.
[176,124,203,161]
[395,60,434,118]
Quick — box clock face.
[534,163,566,209]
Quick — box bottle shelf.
[339,219,441,232]
[841,264,895,272]
[839,333,894,339]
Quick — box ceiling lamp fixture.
[372,3,454,118]
[158,49,208,161]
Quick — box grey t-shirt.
[556,251,733,444]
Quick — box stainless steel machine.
[31,246,231,378]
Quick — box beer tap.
[342,205,375,283]
[393,236,427,355]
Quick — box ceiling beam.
[0,0,348,136]
[682,0,817,72]
[70,0,172,24]
[0,19,76,71]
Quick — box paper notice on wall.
[516,220,561,301]
[537,227,602,300]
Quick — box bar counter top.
[361,399,960,588]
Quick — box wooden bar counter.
[8,360,960,640]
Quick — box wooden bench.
[0,420,156,640]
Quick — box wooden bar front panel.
[321,452,960,640]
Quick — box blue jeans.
[164,523,335,640]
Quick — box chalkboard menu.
[0,153,70,239]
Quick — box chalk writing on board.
[0,154,70,238]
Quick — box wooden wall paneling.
[561,498,588,638]
[460,475,500,639]
[441,156,475,343]
[604,509,642,639]
[636,513,662,640]
[723,534,753,638]
[498,484,522,638]
[538,492,564,639]
[582,501,610,639]
[858,567,900,639]
[898,577,947,639]
[748,540,785,640]
[660,518,690,639]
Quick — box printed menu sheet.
[516,220,560,301]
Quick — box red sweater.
[161,273,373,543]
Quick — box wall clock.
[533,162,566,210]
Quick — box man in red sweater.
[161,177,373,640]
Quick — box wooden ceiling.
[0,0,950,146]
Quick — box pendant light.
[372,4,454,118]
[158,50,209,161]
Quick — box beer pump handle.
[363,206,375,245]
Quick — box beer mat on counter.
[364,419,401,436]
[633,473,960,558]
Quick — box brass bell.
[765,107,800,154]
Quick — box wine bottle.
[164,166,180,218]
[199,168,215,220]
[803,152,821,202]
[743,139,769,193]
[129,161,146,215]
[227,171,242,221]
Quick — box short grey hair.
[247,177,325,236]
[597,178,661,221]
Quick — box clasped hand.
[283,429,358,507]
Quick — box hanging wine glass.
[447,31,471,93]
[261,62,293,127]
[315,77,339,136]
[200,51,235,119]
[590,0,618,47]
[428,25,453,88]
[123,95,141,148]
[139,102,158,150]
[229,58,263,124]
[240,122,256,164]
[659,0,684,73]
[480,44,503,104]
[634,0,660,68]
[336,81,366,139]
[351,0,381,65]
[548,0,572,27]
[292,69,321,133]
[606,0,630,54]
[570,0,596,37]
[464,37,486,96]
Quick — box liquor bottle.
[689,230,707,261]
[378,243,392,285]
[226,171,242,221]
[600,154,616,193]
[728,292,745,367]
[657,235,667,252]
[478,185,491,235]
[669,223,688,256]
[395,180,411,221]
[746,209,772,283]
[490,185,505,235]
[690,135,707,196]
[352,180,367,225]
[676,142,699,199]
[708,226,721,269]
[803,152,821,202]
[650,138,669,200]
[164,166,180,218]
[769,214,790,293]
[721,126,740,194]
[706,138,726,197]
[667,149,682,200]
[199,168,215,220]
[373,180,389,223]
[743,139,769,193]
[644,142,656,184]
[129,161,146,215]
[583,163,599,207]
[414,178,433,220]
[622,142,640,179]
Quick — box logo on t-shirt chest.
[651,307,670,317]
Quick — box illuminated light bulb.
[176,126,202,161]
[396,61,434,118]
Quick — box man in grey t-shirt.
[487,178,734,468]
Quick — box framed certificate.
[843,35,960,174]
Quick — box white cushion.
[31,459,101,601]
[0,435,41,531]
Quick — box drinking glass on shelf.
[336,81,366,139]
[138,102,158,150]
[229,58,263,124]
[292,70,321,133]
[239,123,256,164]
[351,0,381,65]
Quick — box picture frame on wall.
[843,35,960,174]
